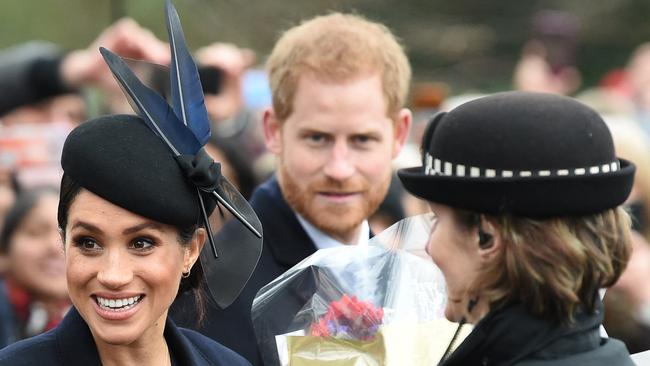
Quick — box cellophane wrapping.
[252,214,471,365]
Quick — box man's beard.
[278,165,390,242]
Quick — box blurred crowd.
[2,7,650,357]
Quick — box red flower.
[309,295,384,341]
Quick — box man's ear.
[263,107,282,154]
[478,216,501,260]
[391,108,412,158]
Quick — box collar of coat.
[441,298,612,366]
[55,307,208,365]
[249,176,318,267]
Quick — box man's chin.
[304,209,364,237]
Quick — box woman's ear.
[478,216,501,260]
[183,228,207,272]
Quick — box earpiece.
[478,229,493,249]
[467,297,478,313]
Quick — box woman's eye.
[75,238,101,251]
[131,238,155,251]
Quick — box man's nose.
[322,141,355,181]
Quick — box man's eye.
[352,135,379,147]
[354,135,370,143]
[307,134,325,143]
[131,238,155,251]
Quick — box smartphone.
[531,10,579,73]
[198,66,223,95]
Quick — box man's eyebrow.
[298,127,330,134]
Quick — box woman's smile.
[91,293,146,321]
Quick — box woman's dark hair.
[58,173,207,324]
[0,186,58,254]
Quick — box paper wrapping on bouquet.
[252,214,471,365]
[282,319,471,365]
[287,333,385,366]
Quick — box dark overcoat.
[441,301,634,366]
[0,281,18,349]
[0,306,251,366]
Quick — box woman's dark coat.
[0,306,251,366]
[441,301,634,366]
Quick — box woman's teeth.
[96,295,142,311]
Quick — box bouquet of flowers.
[252,214,471,366]
[309,295,384,341]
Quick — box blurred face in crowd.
[64,190,202,346]
[1,94,86,126]
[426,203,484,322]
[264,73,410,243]
[6,192,67,300]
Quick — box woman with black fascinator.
[0,1,262,365]
[398,92,636,365]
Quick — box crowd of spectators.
[1,6,650,363]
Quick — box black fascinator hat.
[398,91,635,217]
[61,0,262,309]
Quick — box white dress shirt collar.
[296,213,369,250]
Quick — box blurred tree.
[111,0,126,21]
[1,0,649,93]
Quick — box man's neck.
[296,214,369,250]
[329,226,362,245]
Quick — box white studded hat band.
[423,153,621,179]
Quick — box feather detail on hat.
[165,0,211,146]
[99,47,201,155]
[99,0,263,309]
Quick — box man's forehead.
[286,113,394,136]
[291,74,387,111]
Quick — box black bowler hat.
[398,91,635,217]
[61,0,262,309]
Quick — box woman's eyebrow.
[70,221,103,234]
[69,221,164,235]
[122,221,164,235]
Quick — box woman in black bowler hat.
[398,91,636,365]
[0,1,261,365]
